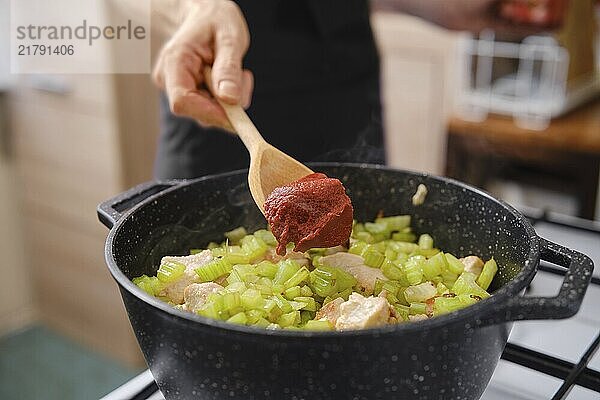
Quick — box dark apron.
[155,0,383,180]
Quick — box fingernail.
[218,80,240,101]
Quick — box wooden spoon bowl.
[204,68,313,214]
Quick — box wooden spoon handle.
[203,67,265,153]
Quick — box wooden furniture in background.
[446,98,600,219]
[371,12,464,175]
[4,2,163,367]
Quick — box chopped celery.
[293,296,317,312]
[348,241,368,255]
[289,300,307,311]
[404,282,437,303]
[240,289,265,310]
[225,227,248,245]
[362,248,385,268]
[388,241,418,254]
[273,259,300,286]
[157,260,186,283]
[133,216,496,330]
[391,231,417,243]
[284,286,302,300]
[253,229,278,247]
[477,258,498,290]
[404,258,424,285]
[245,309,264,324]
[452,272,490,299]
[436,282,450,295]
[309,265,357,298]
[354,231,375,243]
[352,221,366,233]
[422,252,446,279]
[418,234,434,250]
[311,255,323,269]
[381,259,404,281]
[278,311,300,328]
[283,266,310,289]
[433,296,462,316]
[445,253,465,275]
[227,312,248,325]
[222,292,241,311]
[273,294,293,313]
[393,304,410,321]
[304,320,333,331]
[409,302,427,315]
[241,235,268,260]
[255,261,278,279]
[223,251,251,265]
[300,285,313,297]
[417,248,441,258]
[132,275,162,295]
[197,302,221,319]
[375,215,411,231]
[384,248,397,260]
[253,318,271,328]
[195,258,232,282]
[441,270,459,288]
[365,222,390,235]
[262,299,282,321]
[300,310,314,325]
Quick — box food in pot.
[412,184,428,206]
[264,173,353,255]
[132,214,498,331]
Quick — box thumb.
[211,27,248,104]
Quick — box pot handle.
[484,238,594,325]
[97,181,181,229]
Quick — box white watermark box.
[10,0,151,74]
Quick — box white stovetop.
[482,221,600,400]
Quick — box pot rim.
[103,162,540,338]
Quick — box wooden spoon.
[203,67,313,214]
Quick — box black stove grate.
[499,210,600,400]
[101,210,600,400]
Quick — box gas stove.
[102,208,600,400]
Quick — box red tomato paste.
[264,173,353,255]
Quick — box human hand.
[153,0,254,131]
[374,0,555,36]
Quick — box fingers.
[162,48,232,130]
[241,69,254,109]
[211,6,250,104]
[151,0,251,130]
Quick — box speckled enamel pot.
[98,163,593,400]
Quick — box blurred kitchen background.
[0,0,598,399]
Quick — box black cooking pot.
[98,164,593,400]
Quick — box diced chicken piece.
[323,245,347,256]
[460,255,484,276]
[315,297,344,326]
[158,250,213,304]
[183,282,223,313]
[412,184,428,206]
[335,293,392,331]
[320,253,385,295]
[320,253,364,268]
[409,314,429,322]
[264,249,310,267]
[379,291,401,324]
